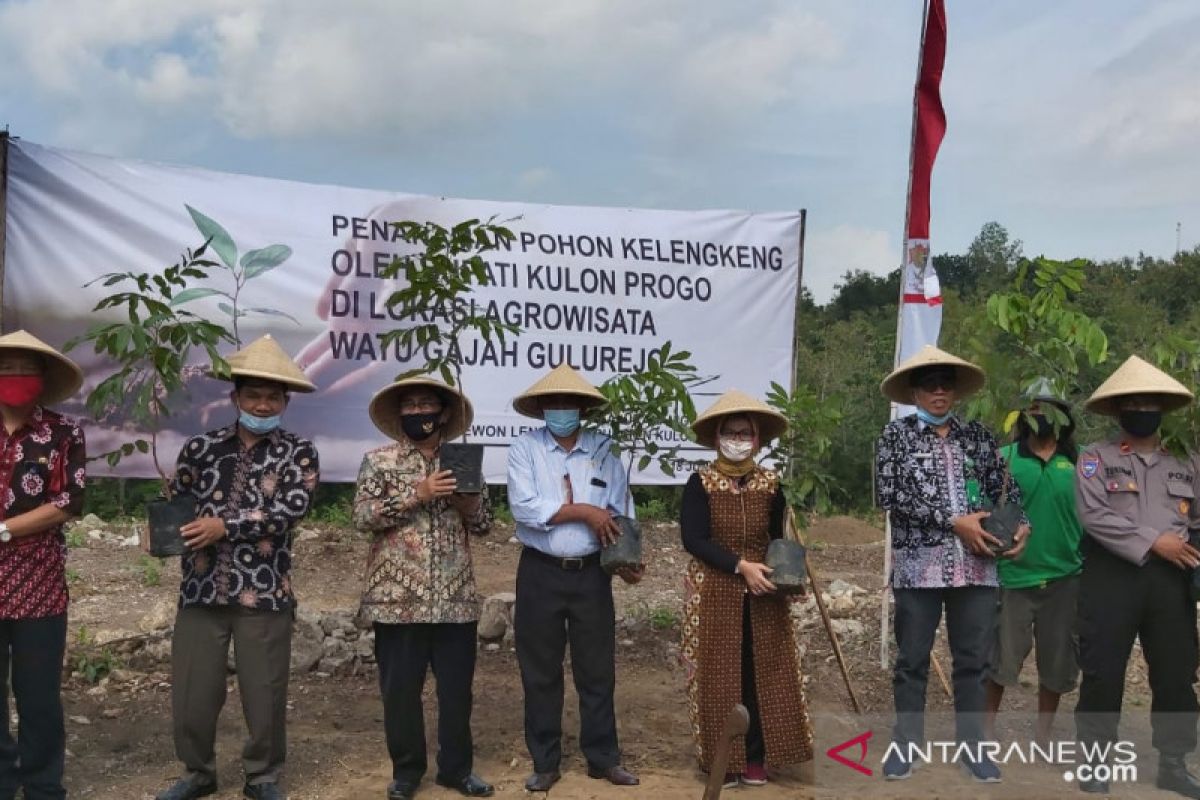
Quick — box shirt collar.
[0,405,50,440]
[914,414,960,433]
[540,425,592,455]
[217,423,283,446]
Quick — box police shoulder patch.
[1080,454,1100,479]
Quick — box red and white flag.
[896,0,947,366]
[883,0,949,668]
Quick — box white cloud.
[133,53,205,105]
[0,0,848,146]
[804,224,895,303]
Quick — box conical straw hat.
[1085,355,1193,416]
[216,335,315,393]
[369,376,474,442]
[513,363,606,419]
[0,330,84,406]
[880,345,986,404]
[691,389,787,449]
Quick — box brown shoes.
[587,765,640,786]
[524,771,561,792]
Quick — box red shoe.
[722,773,740,789]
[743,763,768,786]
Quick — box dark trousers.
[1075,543,1199,756]
[892,586,996,745]
[514,550,620,773]
[171,605,293,786]
[374,622,478,785]
[740,598,765,764]
[0,614,66,800]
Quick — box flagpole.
[881,0,932,671]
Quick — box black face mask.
[1118,410,1162,438]
[400,412,441,442]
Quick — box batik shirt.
[0,407,86,619]
[170,425,319,611]
[354,440,492,624]
[876,414,1022,589]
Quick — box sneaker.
[961,754,1002,783]
[743,763,768,786]
[721,773,740,789]
[883,749,913,781]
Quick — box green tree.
[954,256,1108,438]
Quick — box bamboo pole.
[787,507,862,714]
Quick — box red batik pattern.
[0,407,86,619]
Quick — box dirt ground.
[54,515,1174,800]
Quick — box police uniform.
[1073,355,1200,798]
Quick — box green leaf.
[185,205,237,269]
[246,307,301,325]
[169,287,225,306]
[241,245,293,279]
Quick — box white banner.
[3,139,802,483]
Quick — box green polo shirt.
[997,441,1084,589]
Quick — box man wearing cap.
[1074,355,1200,797]
[876,345,1028,783]
[155,335,319,800]
[985,378,1082,746]
[0,331,86,800]
[506,364,641,792]
[354,377,494,800]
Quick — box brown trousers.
[171,605,293,785]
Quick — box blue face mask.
[239,410,282,435]
[544,408,581,437]
[916,407,953,426]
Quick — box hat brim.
[881,364,986,405]
[369,378,474,442]
[1085,391,1192,417]
[513,391,607,420]
[219,367,316,393]
[692,410,787,450]
[0,342,83,406]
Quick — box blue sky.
[2,0,1198,302]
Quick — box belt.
[524,547,600,571]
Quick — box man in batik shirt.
[0,331,85,800]
[876,345,1028,784]
[155,336,318,800]
[354,377,494,800]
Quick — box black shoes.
[386,780,417,800]
[1159,755,1200,799]
[435,773,494,797]
[587,764,640,786]
[243,781,285,800]
[524,771,562,792]
[155,776,218,800]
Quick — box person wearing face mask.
[876,346,1029,784]
[156,336,319,800]
[352,377,494,800]
[984,378,1082,746]
[0,331,86,800]
[1073,356,1200,797]
[678,391,814,789]
[506,364,642,793]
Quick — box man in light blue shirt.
[507,364,641,792]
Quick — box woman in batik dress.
[679,390,813,788]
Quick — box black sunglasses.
[915,376,956,392]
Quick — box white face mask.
[718,437,755,462]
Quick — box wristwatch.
[0,523,11,543]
